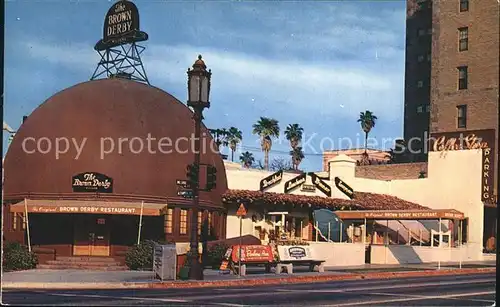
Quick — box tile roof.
[222,189,429,211]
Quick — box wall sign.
[231,245,274,263]
[72,172,113,193]
[260,170,283,191]
[96,0,148,51]
[301,184,316,192]
[429,129,495,203]
[284,173,307,194]
[277,245,317,261]
[334,177,355,199]
[309,173,332,197]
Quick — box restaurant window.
[179,209,188,235]
[207,212,212,236]
[197,211,202,236]
[426,105,431,112]
[461,218,469,243]
[21,213,26,230]
[164,208,173,234]
[457,105,467,128]
[458,27,468,51]
[458,66,468,90]
[11,213,17,231]
[459,0,469,12]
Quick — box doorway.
[73,215,110,256]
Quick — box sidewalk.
[2,261,496,290]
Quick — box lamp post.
[186,55,211,280]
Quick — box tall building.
[403,0,433,162]
[404,0,499,252]
[404,0,499,157]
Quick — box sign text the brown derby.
[72,172,113,193]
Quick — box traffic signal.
[206,165,217,191]
[186,163,199,184]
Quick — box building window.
[459,0,469,12]
[21,213,26,230]
[458,27,468,51]
[427,53,431,62]
[164,208,173,234]
[457,105,467,128]
[426,105,431,112]
[427,28,432,35]
[458,66,468,90]
[417,55,424,62]
[417,28,425,36]
[417,106,424,113]
[417,81,424,88]
[197,211,202,235]
[208,212,212,236]
[12,213,17,231]
[180,209,188,235]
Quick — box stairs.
[37,256,128,271]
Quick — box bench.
[276,260,325,274]
[234,262,273,276]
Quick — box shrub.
[125,240,157,271]
[2,242,38,272]
[206,243,229,269]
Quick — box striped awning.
[9,199,168,216]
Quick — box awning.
[334,209,465,220]
[9,199,168,216]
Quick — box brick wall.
[430,0,499,194]
[355,162,428,180]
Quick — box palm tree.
[239,151,255,168]
[284,124,304,149]
[209,128,229,152]
[252,117,280,170]
[227,127,243,162]
[290,146,305,170]
[357,110,378,154]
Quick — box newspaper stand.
[153,243,177,281]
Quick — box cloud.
[19,39,403,122]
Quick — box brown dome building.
[3,78,228,263]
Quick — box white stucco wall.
[224,150,486,258]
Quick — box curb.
[2,267,495,290]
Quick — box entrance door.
[73,215,110,256]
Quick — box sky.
[3,0,407,171]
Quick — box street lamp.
[186,55,212,280]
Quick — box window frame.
[179,209,188,235]
[458,27,468,51]
[417,106,424,113]
[458,66,468,90]
[417,80,424,88]
[457,105,467,128]
[459,0,469,12]
[164,208,173,234]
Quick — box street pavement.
[2,272,496,306]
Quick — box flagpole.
[24,198,31,252]
[137,201,144,245]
